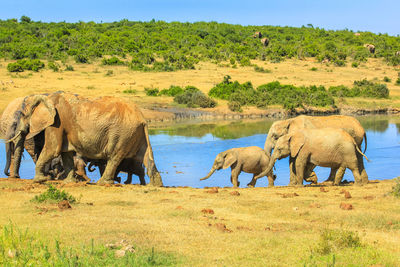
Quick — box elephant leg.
[247,174,257,188]
[294,159,305,186]
[98,155,125,185]
[62,152,77,183]
[230,167,240,188]
[357,154,369,184]
[324,168,338,182]
[138,173,146,185]
[124,173,132,184]
[333,167,346,185]
[33,149,57,182]
[304,164,317,184]
[75,160,90,182]
[288,157,296,186]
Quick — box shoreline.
[142,105,400,124]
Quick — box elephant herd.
[201,115,369,187]
[0,92,369,188]
[0,92,162,186]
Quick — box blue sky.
[1,0,399,35]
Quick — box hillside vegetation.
[1,17,400,71]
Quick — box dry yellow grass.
[1,58,400,116]
[0,178,399,266]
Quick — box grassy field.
[1,58,400,117]
[0,178,399,266]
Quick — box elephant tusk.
[5,131,21,144]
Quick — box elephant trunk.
[87,162,96,172]
[255,156,277,180]
[4,141,12,176]
[11,133,25,178]
[200,167,216,181]
[264,136,274,156]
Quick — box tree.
[20,16,31,23]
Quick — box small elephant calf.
[200,146,276,187]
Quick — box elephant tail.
[87,162,96,172]
[363,133,367,153]
[355,144,370,162]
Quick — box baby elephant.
[200,146,276,187]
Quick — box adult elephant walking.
[7,92,163,186]
[264,115,367,185]
[1,97,42,178]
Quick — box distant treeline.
[1,17,400,71]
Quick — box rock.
[293,207,299,211]
[175,206,184,210]
[309,203,321,208]
[205,187,218,194]
[58,200,71,210]
[123,245,135,253]
[169,191,178,194]
[115,249,126,258]
[230,191,240,196]
[344,191,352,199]
[215,223,232,233]
[340,203,353,210]
[236,226,252,231]
[282,192,299,198]
[8,249,16,258]
[202,208,214,214]
[320,187,328,193]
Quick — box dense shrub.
[64,65,74,71]
[208,75,254,100]
[7,59,45,72]
[0,19,398,67]
[102,56,124,65]
[329,80,389,98]
[353,79,389,98]
[159,85,184,96]
[174,86,216,108]
[144,87,160,96]
[48,61,59,72]
[228,101,242,112]
[32,184,76,204]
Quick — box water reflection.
[1,116,399,187]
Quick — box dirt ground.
[0,178,399,266]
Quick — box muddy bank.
[142,105,400,124]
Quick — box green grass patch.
[31,184,76,204]
[0,223,179,266]
[391,177,400,198]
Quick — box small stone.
[364,195,374,200]
[282,193,299,198]
[293,207,299,211]
[340,203,353,210]
[175,206,184,210]
[344,191,352,199]
[215,223,232,233]
[115,249,126,258]
[201,208,214,214]
[320,187,328,192]
[58,200,71,210]
[230,191,240,196]
[309,203,321,208]
[205,187,219,194]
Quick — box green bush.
[31,184,76,204]
[391,177,400,198]
[174,86,216,108]
[105,70,114,76]
[7,62,24,72]
[159,85,184,96]
[254,65,272,73]
[228,101,242,112]
[328,85,355,97]
[64,65,74,71]
[74,53,89,63]
[314,229,362,255]
[396,78,400,86]
[353,79,389,98]
[351,62,359,68]
[208,75,254,100]
[310,67,318,71]
[144,88,160,96]
[7,59,45,72]
[383,76,391,82]
[102,56,124,65]
[123,89,137,94]
[48,61,59,72]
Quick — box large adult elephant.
[1,95,89,181]
[264,115,367,185]
[1,97,43,178]
[256,128,369,186]
[7,92,163,186]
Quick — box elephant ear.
[222,151,237,169]
[289,133,305,158]
[26,102,56,140]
